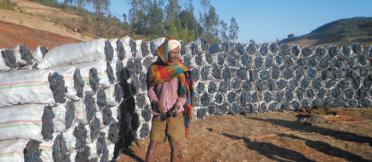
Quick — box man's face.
[168,46,180,63]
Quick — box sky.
[89,0,372,43]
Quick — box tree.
[219,20,228,42]
[229,17,239,42]
[288,33,295,39]
[128,0,148,34]
[165,0,180,23]
[200,0,219,42]
[178,9,201,41]
[144,0,165,36]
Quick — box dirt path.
[117,108,372,162]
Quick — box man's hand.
[174,105,181,111]
[156,102,166,113]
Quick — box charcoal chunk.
[209,43,220,54]
[102,107,113,125]
[97,132,108,162]
[260,43,269,56]
[19,45,34,65]
[341,46,351,59]
[104,41,113,62]
[197,108,207,119]
[129,39,137,57]
[264,92,273,102]
[291,46,300,56]
[201,66,210,80]
[231,79,241,89]
[53,134,70,162]
[200,93,210,106]
[217,53,225,66]
[247,43,257,55]
[275,56,283,65]
[1,49,17,68]
[254,57,264,69]
[256,80,268,91]
[311,79,322,90]
[259,70,270,80]
[89,68,100,92]
[265,56,274,68]
[89,117,100,141]
[141,41,150,57]
[291,101,300,110]
[237,69,247,80]
[301,47,312,57]
[269,43,279,54]
[308,56,317,67]
[117,40,125,60]
[141,106,152,122]
[242,81,252,91]
[277,79,287,90]
[307,68,317,79]
[108,122,120,144]
[219,81,230,93]
[271,66,280,80]
[74,68,85,98]
[114,84,123,103]
[208,81,217,94]
[279,44,290,55]
[317,88,327,99]
[328,46,338,58]
[75,146,90,162]
[65,101,75,129]
[197,82,205,94]
[195,55,203,66]
[140,123,150,138]
[241,54,250,66]
[42,106,55,141]
[214,94,223,104]
[84,92,97,122]
[106,62,115,83]
[283,68,293,79]
[24,140,42,162]
[48,72,67,103]
[222,67,231,81]
[227,92,237,103]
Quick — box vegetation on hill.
[0,0,22,11]
[29,0,240,43]
[282,17,372,46]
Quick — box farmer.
[146,38,194,162]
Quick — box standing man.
[146,38,194,162]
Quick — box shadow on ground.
[222,132,315,162]
[280,134,370,162]
[247,117,372,146]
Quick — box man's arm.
[148,86,166,113]
[147,86,159,104]
[174,96,186,110]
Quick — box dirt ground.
[117,108,372,162]
[0,0,94,48]
[0,20,80,49]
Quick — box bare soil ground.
[117,108,372,162]
[0,0,94,48]
[0,20,80,49]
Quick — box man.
[146,38,194,162]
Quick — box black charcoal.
[42,106,55,141]
[104,41,113,62]
[48,72,67,103]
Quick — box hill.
[281,17,372,46]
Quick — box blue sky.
[87,0,372,43]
